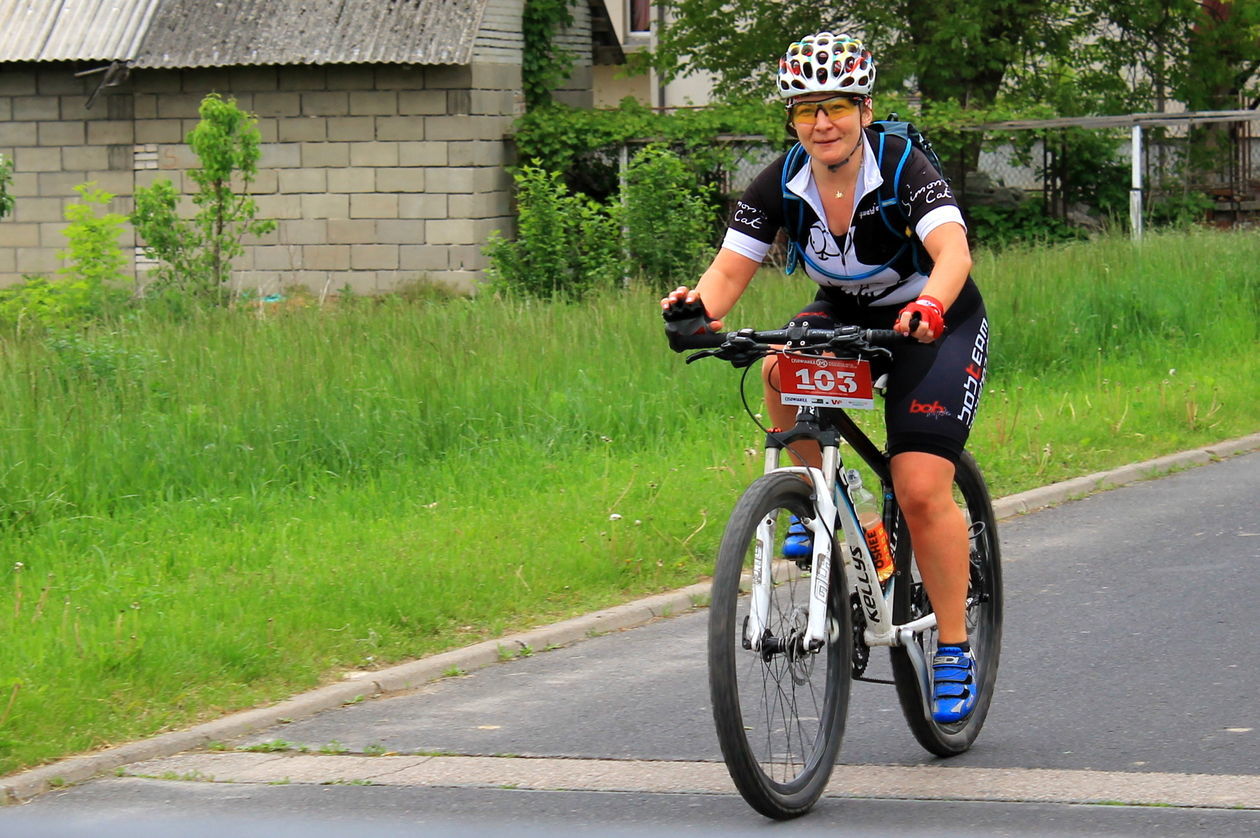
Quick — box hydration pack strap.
[875,132,913,241]
[781,143,809,275]
[781,134,916,280]
[797,240,912,282]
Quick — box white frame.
[742,437,938,679]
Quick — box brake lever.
[685,349,721,364]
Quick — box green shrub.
[1146,191,1214,228]
[622,145,718,292]
[966,199,1088,250]
[512,99,785,201]
[0,184,131,330]
[485,163,621,299]
[0,153,13,221]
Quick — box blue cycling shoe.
[782,515,811,559]
[931,645,977,723]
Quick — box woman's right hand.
[660,286,724,332]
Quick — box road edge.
[5,430,1259,803]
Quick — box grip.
[664,318,727,351]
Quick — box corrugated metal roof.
[0,0,161,61]
[0,0,494,66]
[132,0,491,68]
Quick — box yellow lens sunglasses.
[788,95,862,124]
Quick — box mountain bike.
[666,315,1003,820]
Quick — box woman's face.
[789,93,871,168]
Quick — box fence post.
[1130,124,1144,241]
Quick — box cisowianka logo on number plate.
[777,353,875,410]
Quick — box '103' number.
[793,366,858,394]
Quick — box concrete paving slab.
[116,751,1260,809]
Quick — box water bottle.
[846,469,894,584]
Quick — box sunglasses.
[787,95,863,124]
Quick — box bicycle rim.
[708,472,851,819]
[889,451,1003,756]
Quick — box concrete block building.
[0,0,619,294]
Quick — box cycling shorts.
[782,278,989,464]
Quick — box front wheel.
[888,450,1003,756]
[708,472,852,819]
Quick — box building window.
[629,0,650,33]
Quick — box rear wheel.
[888,451,1002,756]
[708,472,852,819]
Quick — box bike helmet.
[776,32,876,99]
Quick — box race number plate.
[778,354,875,410]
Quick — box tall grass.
[1,229,1257,776]
[976,228,1259,373]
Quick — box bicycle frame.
[744,406,937,675]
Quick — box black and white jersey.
[722,129,964,308]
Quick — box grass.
[1,228,1258,777]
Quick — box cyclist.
[661,32,988,724]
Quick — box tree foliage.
[648,0,1260,114]
[647,0,1088,107]
[131,93,276,307]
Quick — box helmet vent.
[776,32,875,98]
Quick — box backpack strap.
[780,143,809,275]
[874,130,913,241]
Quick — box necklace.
[834,189,844,199]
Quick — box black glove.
[662,296,720,352]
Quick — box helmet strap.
[826,136,863,172]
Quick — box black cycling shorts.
[781,278,989,464]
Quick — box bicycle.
[665,312,1003,820]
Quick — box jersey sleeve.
[897,148,966,242]
[719,154,787,263]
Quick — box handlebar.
[664,313,910,365]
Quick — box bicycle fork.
[746,443,938,682]
[746,445,840,653]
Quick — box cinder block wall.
[0,64,136,281]
[0,59,525,295]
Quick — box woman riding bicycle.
[661,31,989,724]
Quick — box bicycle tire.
[888,450,1003,756]
[708,471,852,819]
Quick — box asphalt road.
[3,452,1259,836]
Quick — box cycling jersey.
[723,129,964,308]
[725,129,987,463]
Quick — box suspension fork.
[746,442,840,652]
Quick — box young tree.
[131,93,276,306]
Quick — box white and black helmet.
[776,32,876,99]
